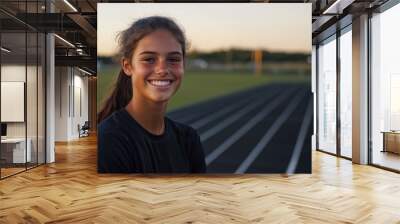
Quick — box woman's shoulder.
[98,110,131,154]
[98,109,128,135]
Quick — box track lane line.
[205,88,296,166]
[234,91,305,174]
[169,84,278,124]
[200,87,286,143]
[191,93,261,130]
[286,97,313,174]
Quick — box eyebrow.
[139,51,182,56]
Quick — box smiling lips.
[147,79,174,88]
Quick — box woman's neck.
[125,96,168,135]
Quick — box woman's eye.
[143,58,155,64]
[168,58,181,63]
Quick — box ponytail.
[97,69,132,123]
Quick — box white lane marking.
[235,92,305,174]
[205,88,295,165]
[171,85,273,123]
[200,88,286,143]
[191,94,259,130]
[286,97,313,174]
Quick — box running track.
[167,83,312,174]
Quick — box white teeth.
[149,80,171,87]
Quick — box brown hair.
[97,16,187,123]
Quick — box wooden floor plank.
[0,134,399,223]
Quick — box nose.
[155,59,169,76]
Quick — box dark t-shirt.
[97,108,206,173]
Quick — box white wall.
[55,67,69,141]
[70,71,89,139]
[1,65,26,81]
[54,67,89,141]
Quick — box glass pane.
[317,36,337,154]
[1,30,27,177]
[340,29,352,158]
[27,31,38,169]
[26,0,40,168]
[38,33,45,165]
[371,4,400,171]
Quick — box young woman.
[97,16,206,173]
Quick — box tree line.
[98,48,310,65]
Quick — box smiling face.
[122,29,184,104]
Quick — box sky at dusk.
[97,3,311,56]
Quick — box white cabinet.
[1,138,32,163]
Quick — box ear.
[121,58,133,77]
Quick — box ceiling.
[309,0,389,43]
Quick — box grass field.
[97,66,310,112]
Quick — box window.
[339,27,352,158]
[317,35,337,154]
[0,1,46,179]
[370,3,400,171]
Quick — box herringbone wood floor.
[1,134,399,223]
